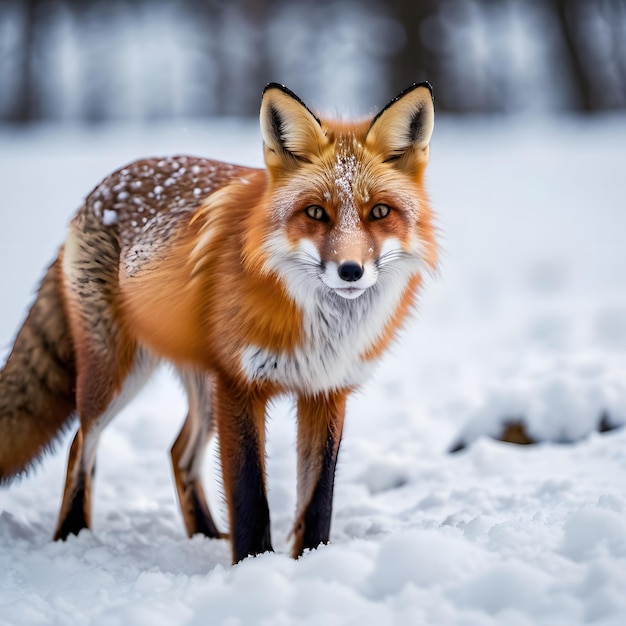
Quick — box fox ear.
[260,83,327,166]
[366,83,434,168]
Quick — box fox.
[0,82,436,563]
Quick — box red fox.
[0,83,436,563]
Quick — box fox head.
[247,83,436,305]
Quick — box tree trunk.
[386,1,439,101]
[554,0,594,112]
[11,0,41,123]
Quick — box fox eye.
[305,205,329,222]
[369,204,390,220]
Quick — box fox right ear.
[260,84,327,167]
[366,83,434,169]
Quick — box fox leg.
[171,369,224,539]
[54,427,95,540]
[214,374,272,563]
[55,223,154,539]
[55,412,108,541]
[53,347,156,540]
[292,392,346,558]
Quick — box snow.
[102,209,118,226]
[1,114,626,625]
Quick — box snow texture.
[1,115,626,625]
[333,142,360,234]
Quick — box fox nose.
[338,261,364,282]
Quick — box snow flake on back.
[80,155,250,276]
[102,209,118,225]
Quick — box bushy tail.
[0,257,76,482]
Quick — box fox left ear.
[260,83,327,168]
[366,83,434,168]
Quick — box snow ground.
[1,115,626,625]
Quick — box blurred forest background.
[1,0,625,123]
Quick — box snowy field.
[1,114,626,625]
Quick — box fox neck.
[239,262,419,395]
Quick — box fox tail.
[0,257,76,482]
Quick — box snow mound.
[453,352,626,450]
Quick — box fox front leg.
[215,375,273,563]
[292,392,346,558]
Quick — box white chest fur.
[239,276,410,394]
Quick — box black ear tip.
[260,83,322,127]
[401,81,434,102]
[261,83,307,109]
[263,82,294,97]
[369,81,435,131]
[420,81,433,95]
[262,83,309,110]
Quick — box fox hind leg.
[171,369,224,539]
[54,428,94,540]
[53,348,157,540]
[55,223,155,539]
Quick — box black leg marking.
[300,434,339,553]
[189,487,223,539]
[54,482,88,541]
[231,436,273,562]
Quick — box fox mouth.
[332,286,367,300]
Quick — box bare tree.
[553,0,626,111]
[386,0,438,98]
[9,0,42,123]
[209,0,271,116]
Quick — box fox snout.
[320,257,378,299]
[332,260,369,299]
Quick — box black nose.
[338,261,364,282]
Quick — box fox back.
[0,83,436,563]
